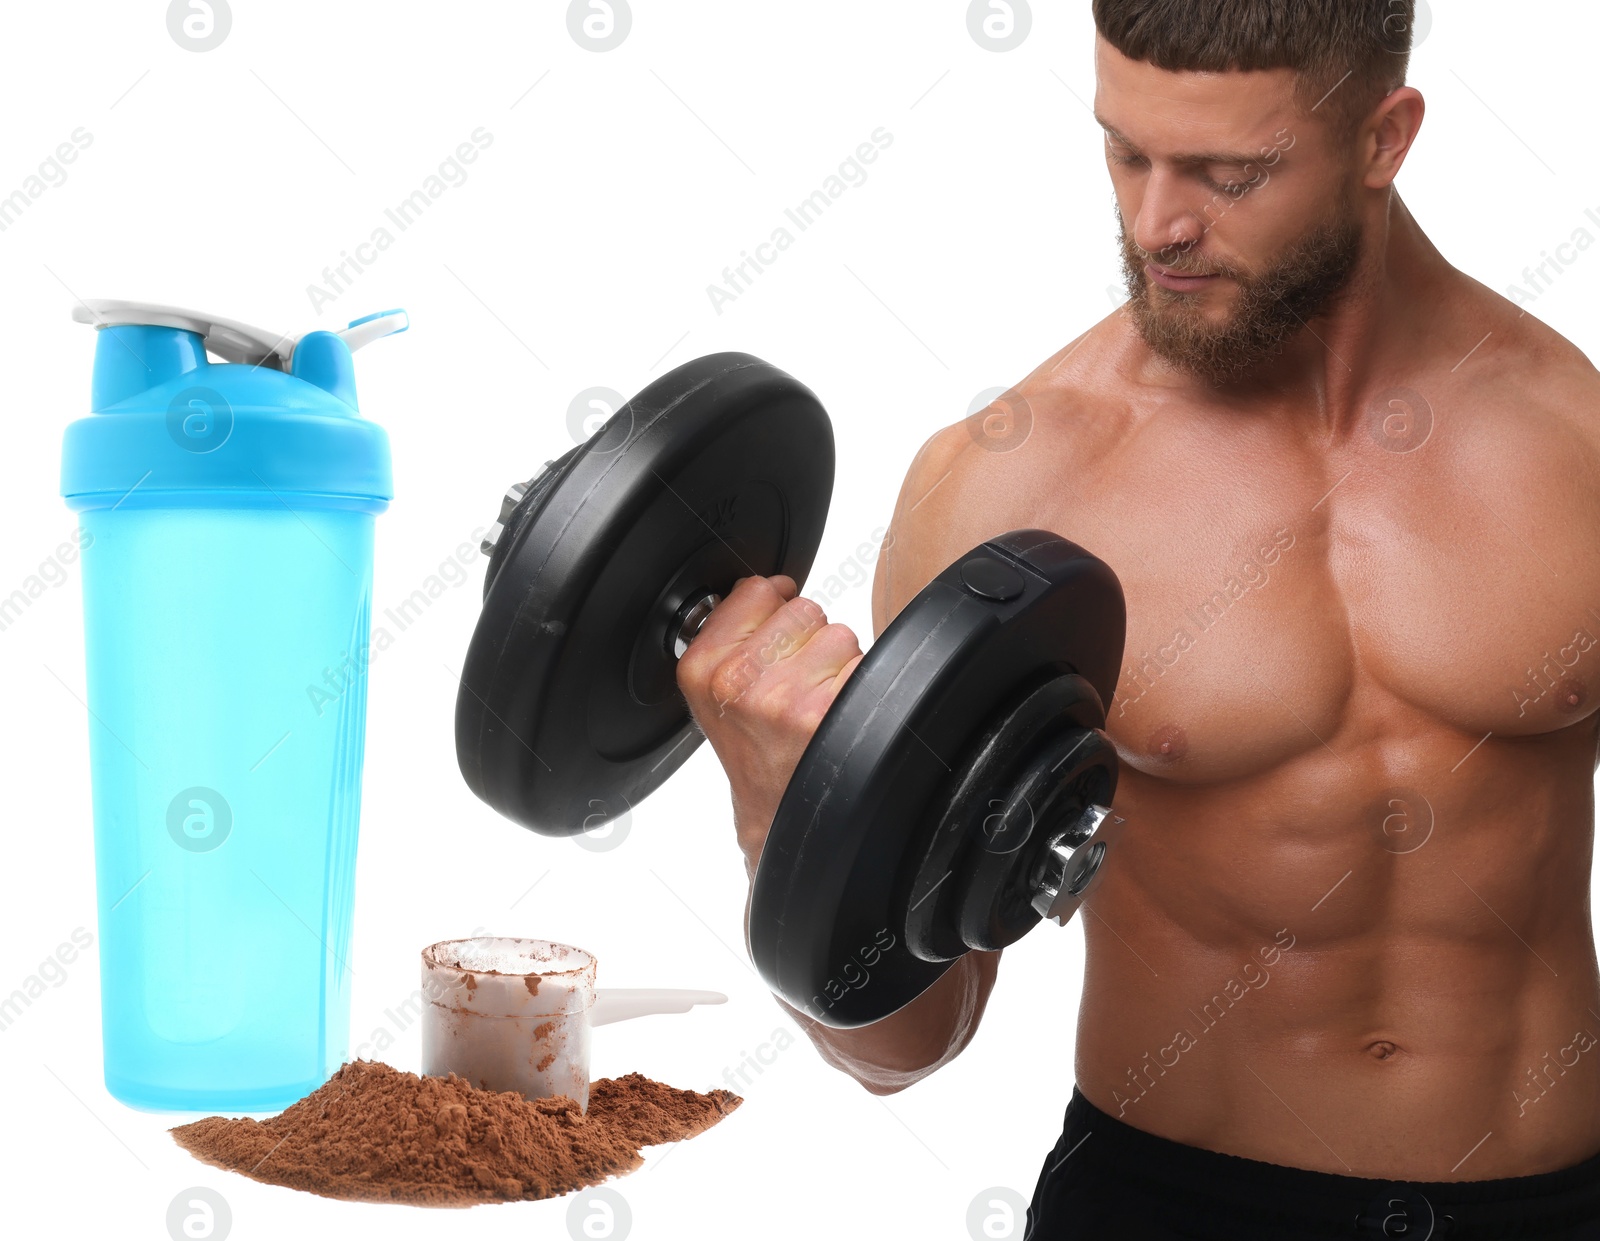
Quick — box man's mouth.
[1145,262,1221,292]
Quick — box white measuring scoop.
[420,937,726,1112]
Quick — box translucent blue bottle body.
[79,498,376,1110]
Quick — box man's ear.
[1364,86,1426,190]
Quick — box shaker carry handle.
[70,299,408,370]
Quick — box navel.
[1146,722,1188,764]
[1365,1040,1400,1061]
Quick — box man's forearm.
[743,856,996,1093]
[737,810,999,1094]
[771,951,997,1094]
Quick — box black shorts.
[1026,1086,1600,1239]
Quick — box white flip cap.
[70,299,408,371]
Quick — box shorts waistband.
[1063,1085,1600,1224]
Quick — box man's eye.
[1109,151,1145,167]
[1206,167,1255,193]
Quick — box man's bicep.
[867,426,1009,1051]
[871,424,971,640]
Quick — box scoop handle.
[590,988,728,1028]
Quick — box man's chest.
[1048,409,1600,783]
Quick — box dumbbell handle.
[669,589,722,660]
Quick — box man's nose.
[1130,169,1206,262]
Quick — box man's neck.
[1149,192,1452,443]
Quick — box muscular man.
[677,2,1600,1235]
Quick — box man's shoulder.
[1510,318,1600,444]
[1444,280,1600,461]
[928,324,1134,477]
[898,334,1131,524]
[871,328,1132,632]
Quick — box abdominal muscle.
[1071,733,1600,1181]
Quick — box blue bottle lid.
[61,300,407,513]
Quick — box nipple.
[1146,722,1188,764]
[1556,676,1587,714]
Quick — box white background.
[2,1,1597,1238]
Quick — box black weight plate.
[955,725,1118,952]
[748,531,1125,1028]
[481,440,585,602]
[456,353,834,835]
[904,673,1108,964]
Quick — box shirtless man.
[676,2,1600,1235]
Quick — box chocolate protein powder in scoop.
[170,1060,742,1206]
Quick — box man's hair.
[1092,0,1414,138]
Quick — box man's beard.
[1117,202,1363,386]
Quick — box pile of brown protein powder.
[170,1061,741,1206]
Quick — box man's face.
[1095,38,1365,385]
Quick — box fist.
[675,575,865,870]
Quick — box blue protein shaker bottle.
[61,300,406,1111]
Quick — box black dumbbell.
[456,354,1127,1027]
